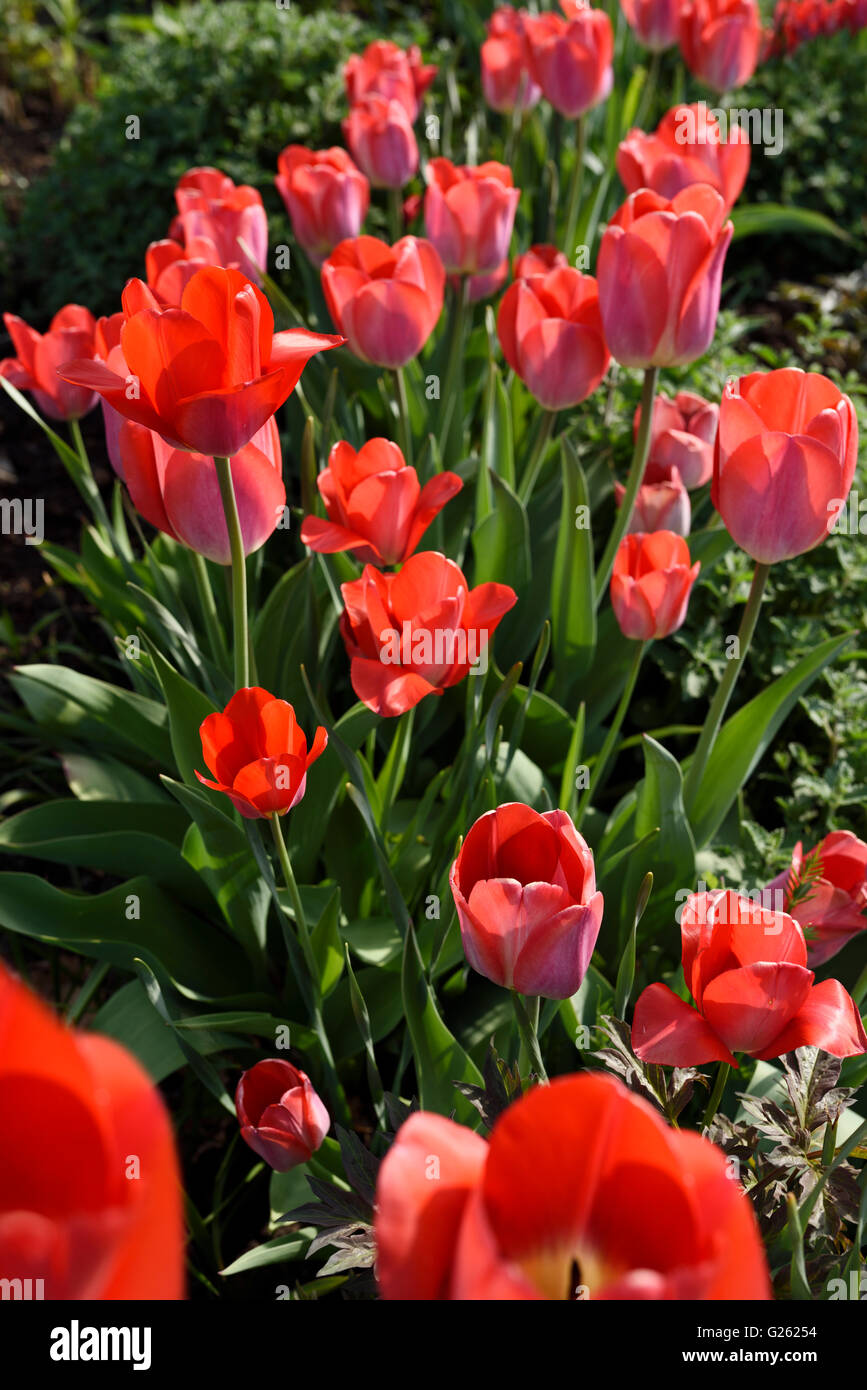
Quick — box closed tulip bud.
[343,95,419,191]
[512,243,569,279]
[614,460,691,536]
[275,146,370,266]
[598,186,732,367]
[633,889,867,1063]
[235,1059,330,1172]
[144,236,223,307]
[497,266,610,410]
[344,40,437,121]
[713,368,858,564]
[481,18,541,113]
[173,166,268,285]
[424,159,521,276]
[1,305,97,421]
[679,0,763,92]
[611,531,700,640]
[767,831,867,966]
[617,103,750,214]
[524,9,613,118]
[196,687,327,819]
[636,389,719,489]
[450,802,603,999]
[301,438,462,566]
[322,235,445,369]
[619,0,680,48]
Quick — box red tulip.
[322,235,445,368]
[611,531,700,640]
[197,686,327,818]
[235,1059,329,1172]
[633,889,867,1064]
[300,437,462,566]
[524,9,613,118]
[636,389,719,489]
[172,166,268,285]
[597,186,732,367]
[374,1071,770,1299]
[343,95,419,191]
[712,368,858,564]
[58,267,342,458]
[275,146,370,266]
[617,103,750,214]
[497,266,610,410]
[449,802,603,999]
[459,260,510,305]
[1,306,97,421]
[619,0,681,47]
[118,416,284,563]
[679,0,763,91]
[481,9,541,113]
[614,460,691,536]
[512,244,569,279]
[344,40,437,121]
[93,312,127,475]
[767,831,867,967]
[0,960,183,1299]
[424,159,521,276]
[144,236,223,308]
[339,551,516,716]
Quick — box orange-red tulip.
[614,460,691,536]
[0,960,183,1299]
[679,0,763,91]
[1,306,97,421]
[713,368,858,563]
[611,531,700,639]
[197,687,328,819]
[344,40,437,121]
[633,889,867,1063]
[424,159,521,276]
[144,236,223,308]
[597,186,732,367]
[636,388,719,489]
[339,551,516,716]
[450,802,603,998]
[497,266,610,410]
[322,235,445,368]
[512,243,569,279]
[343,95,419,191]
[524,8,613,118]
[58,267,342,458]
[300,437,462,566]
[617,103,750,214]
[235,1060,329,1172]
[172,166,268,285]
[275,146,370,266]
[481,8,541,112]
[374,1071,770,1299]
[767,831,867,967]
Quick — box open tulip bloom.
[617,103,750,214]
[1,305,98,421]
[767,831,867,966]
[197,687,328,819]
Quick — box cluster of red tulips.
[1,0,866,1308]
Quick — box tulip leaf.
[624,736,695,940]
[289,701,379,882]
[471,469,531,589]
[253,555,316,696]
[62,752,170,804]
[91,979,188,1083]
[401,920,483,1122]
[9,664,172,767]
[731,203,849,243]
[311,885,344,998]
[220,1234,310,1277]
[478,359,515,511]
[687,631,854,849]
[144,638,218,791]
[550,438,596,697]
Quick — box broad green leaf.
[220,1234,310,1276]
[401,921,482,1121]
[471,470,531,589]
[624,736,695,939]
[551,438,596,693]
[10,664,172,766]
[732,203,849,243]
[311,886,344,997]
[253,556,316,695]
[144,639,217,789]
[62,752,170,803]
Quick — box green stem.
[65,960,109,1024]
[701,1061,731,1130]
[511,990,548,1083]
[518,409,557,505]
[563,114,586,260]
[575,641,646,828]
[682,562,771,815]
[635,49,661,132]
[214,455,249,690]
[503,85,526,169]
[595,365,659,602]
[69,418,115,543]
[190,550,230,672]
[394,366,413,468]
[387,186,403,243]
[436,279,469,464]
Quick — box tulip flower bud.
[610,531,700,640]
[679,0,763,92]
[275,146,370,266]
[1,306,98,421]
[424,159,521,276]
[497,267,610,410]
[322,235,445,369]
[235,1059,330,1172]
[343,95,419,190]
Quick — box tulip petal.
[632,982,736,1065]
[753,979,867,1060]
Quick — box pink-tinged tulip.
[679,0,763,91]
[611,531,700,639]
[118,416,284,563]
[449,802,603,999]
[322,235,445,368]
[344,41,437,121]
[197,687,327,819]
[619,0,681,48]
[524,9,613,118]
[343,95,419,191]
[93,313,126,475]
[712,368,858,564]
[497,266,610,410]
[424,159,521,276]
[339,551,516,716]
[618,103,750,214]
[58,267,343,458]
[633,889,867,1063]
[374,1072,770,1300]
[615,460,691,535]
[173,166,268,284]
[300,437,462,566]
[767,831,867,967]
[275,146,370,266]
[481,9,541,113]
[235,1059,329,1172]
[636,389,719,489]
[144,236,223,308]
[597,186,732,367]
[512,243,569,279]
[1,306,97,421]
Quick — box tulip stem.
[214,455,249,690]
[701,1061,731,1130]
[682,562,771,817]
[595,365,659,603]
[393,366,414,468]
[190,551,230,673]
[436,279,469,466]
[563,114,586,262]
[634,49,661,132]
[574,641,646,829]
[387,186,403,244]
[68,418,117,549]
[518,409,557,505]
[511,990,548,1084]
